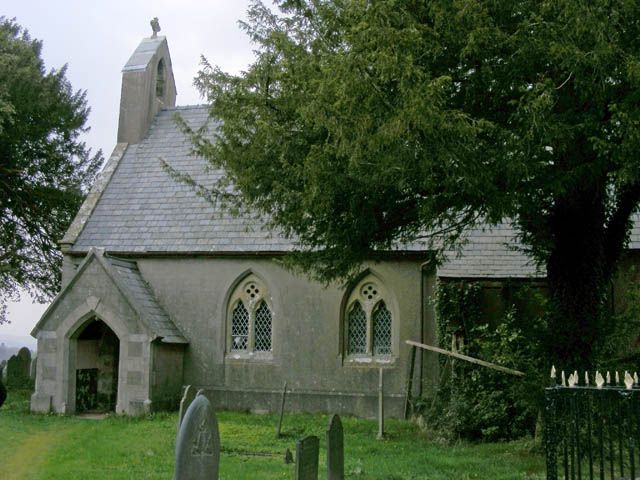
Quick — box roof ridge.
[160,104,207,112]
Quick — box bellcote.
[117,35,177,144]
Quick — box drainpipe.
[418,257,434,399]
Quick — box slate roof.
[105,256,186,343]
[69,105,640,279]
[72,106,295,253]
[438,223,542,278]
[32,248,186,343]
[630,216,640,250]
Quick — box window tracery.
[344,274,394,359]
[227,274,273,355]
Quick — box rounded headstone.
[295,435,319,480]
[17,347,31,363]
[29,356,37,381]
[326,414,344,480]
[6,348,31,388]
[174,391,220,480]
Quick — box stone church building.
[30,33,640,417]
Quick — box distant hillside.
[0,343,21,363]
[0,334,37,356]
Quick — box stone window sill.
[225,351,274,364]
[343,355,396,367]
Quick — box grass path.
[3,427,71,480]
[1,390,545,479]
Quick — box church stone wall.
[137,256,432,418]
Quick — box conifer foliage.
[0,18,102,322]
[192,1,640,366]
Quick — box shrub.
[421,280,547,442]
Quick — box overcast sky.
[3,0,274,345]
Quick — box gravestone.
[174,390,220,480]
[326,414,344,480]
[30,355,37,382]
[295,435,319,480]
[17,346,31,364]
[177,385,196,430]
[6,347,31,388]
[284,448,294,464]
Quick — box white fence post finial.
[625,371,634,390]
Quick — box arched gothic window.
[227,274,273,354]
[344,274,394,358]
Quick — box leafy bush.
[596,267,640,372]
[421,280,547,442]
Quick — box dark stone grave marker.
[174,390,220,480]
[7,347,31,388]
[295,435,319,480]
[284,448,294,464]
[326,414,344,480]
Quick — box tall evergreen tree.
[0,18,102,322]
[190,1,640,367]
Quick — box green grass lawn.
[0,389,544,479]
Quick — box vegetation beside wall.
[599,266,640,373]
[420,270,640,443]
[422,280,548,442]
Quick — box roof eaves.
[101,255,187,344]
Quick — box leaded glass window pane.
[254,301,272,352]
[347,302,367,354]
[373,301,392,355]
[231,301,249,350]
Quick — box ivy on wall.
[421,272,640,442]
[598,266,640,372]
[76,368,98,413]
[423,279,547,441]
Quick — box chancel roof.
[67,105,640,279]
[438,223,542,279]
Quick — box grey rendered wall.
[150,341,184,410]
[137,257,431,418]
